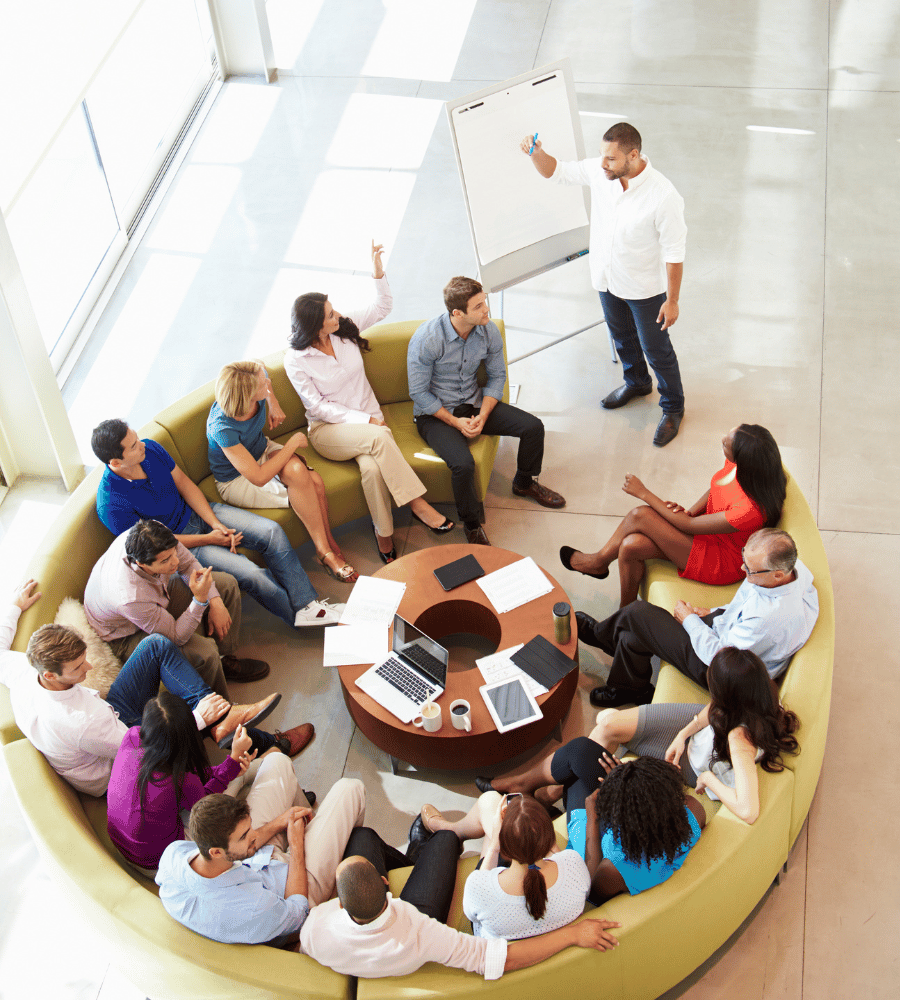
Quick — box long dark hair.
[707,647,800,773]
[137,692,212,812]
[498,796,556,920]
[593,756,693,865]
[731,424,786,527]
[289,292,371,353]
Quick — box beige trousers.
[109,571,239,701]
[215,440,292,509]
[309,421,426,536]
[237,759,366,906]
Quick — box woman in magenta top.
[107,691,254,870]
[560,424,785,607]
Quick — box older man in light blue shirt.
[576,529,820,707]
[408,276,566,546]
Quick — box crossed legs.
[566,505,694,607]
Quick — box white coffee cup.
[449,699,472,732]
[412,702,442,732]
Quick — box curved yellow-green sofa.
[1,316,833,999]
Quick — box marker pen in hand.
[529,133,538,155]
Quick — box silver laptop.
[355,615,449,724]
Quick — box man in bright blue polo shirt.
[91,419,341,629]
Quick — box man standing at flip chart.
[522,123,687,447]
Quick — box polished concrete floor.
[3,0,899,996]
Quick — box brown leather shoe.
[512,478,566,509]
[653,410,684,448]
[273,723,315,757]
[222,655,270,682]
[464,525,491,546]
[210,693,282,748]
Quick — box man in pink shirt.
[84,519,269,699]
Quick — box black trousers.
[550,736,607,815]
[581,602,723,689]
[342,827,461,924]
[415,401,544,524]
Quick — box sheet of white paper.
[475,556,553,613]
[476,644,548,697]
[322,624,388,667]
[339,576,407,627]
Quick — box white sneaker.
[294,599,344,627]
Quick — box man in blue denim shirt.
[408,277,565,546]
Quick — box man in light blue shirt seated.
[91,419,341,629]
[407,276,566,546]
[576,529,820,707]
[156,776,365,946]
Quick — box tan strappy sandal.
[319,551,359,583]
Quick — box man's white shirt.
[552,154,686,298]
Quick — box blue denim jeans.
[599,290,684,413]
[105,634,276,753]
[186,506,317,627]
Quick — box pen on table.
[529,133,538,155]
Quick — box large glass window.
[1,0,215,365]
[4,108,122,352]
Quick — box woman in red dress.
[560,425,785,607]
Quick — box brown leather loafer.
[210,692,282,748]
[653,410,684,448]
[512,478,566,508]
[601,383,653,409]
[464,525,491,546]
[222,655,270,682]
[274,722,315,757]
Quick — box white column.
[206,0,277,82]
[0,211,84,491]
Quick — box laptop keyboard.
[375,656,436,703]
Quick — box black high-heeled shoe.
[373,525,396,563]
[411,510,455,534]
[559,545,609,580]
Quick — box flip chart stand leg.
[507,318,608,365]
[496,289,616,364]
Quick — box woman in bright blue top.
[207,360,357,582]
[482,738,705,903]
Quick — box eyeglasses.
[741,547,774,576]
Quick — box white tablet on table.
[479,677,543,734]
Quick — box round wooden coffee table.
[338,544,578,771]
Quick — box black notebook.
[433,553,485,591]
[510,634,577,689]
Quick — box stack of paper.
[339,576,406,627]
[476,645,548,698]
[322,624,388,667]
[476,556,553,613]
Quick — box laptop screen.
[392,615,449,687]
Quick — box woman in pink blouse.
[285,243,453,563]
[560,424,786,607]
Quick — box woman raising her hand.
[285,240,452,564]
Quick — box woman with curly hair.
[106,691,255,870]
[477,741,705,904]
[284,241,453,564]
[590,646,800,824]
[559,424,786,607]
[416,792,591,938]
